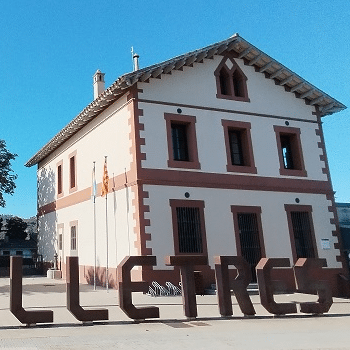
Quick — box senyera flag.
[101,157,109,197]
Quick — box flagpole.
[105,156,109,292]
[125,168,131,256]
[92,161,97,291]
[112,173,118,268]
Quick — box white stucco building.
[26,34,347,295]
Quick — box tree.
[6,216,27,241]
[0,140,17,208]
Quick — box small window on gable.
[219,68,231,96]
[215,55,250,102]
[232,70,245,98]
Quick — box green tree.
[0,140,17,207]
[6,216,27,241]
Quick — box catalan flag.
[101,157,109,197]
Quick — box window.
[165,113,200,169]
[215,55,250,102]
[70,157,75,188]
[285,205,317,262]
[70,225,77,251]
[219,68,231,96]
[68,151,77,192]
[274,126,307,177]
[170,199,207,255]
[58,233,63,251]
[15,251,23,256]
[3,251,10,256]
[56,161,63,198]
[229,130,243,165]
[222,120,257,173]
[172,123,189,161]
[231,206,265,282]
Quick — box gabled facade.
[26,34,347,294]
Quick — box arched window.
[232,70,245,98]
[219,68,231,96]
[214,55,250,102]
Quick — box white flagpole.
[92,161,97,291]
[112,173,118,268]
[125,168,131,256]
[104,156,109,292]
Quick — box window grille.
[176,207,203,254]
[291,211,315,259]
[171,123,189,161]
[237,212,262,282]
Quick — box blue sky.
[1,0,349,218]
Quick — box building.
[26,34,347,295]
[336,203,350,269]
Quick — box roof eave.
[26,33,346,167]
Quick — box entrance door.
[237,212,263,282]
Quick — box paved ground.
[0,276,349,349]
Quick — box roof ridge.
[25,34,346,167]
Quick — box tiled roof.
[25,33,346,167]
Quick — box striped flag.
[101,157,109,197]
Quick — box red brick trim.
[127,86,152,257]
[274,125,307,177]
[38,169,334,216]
[284,204,318,263]
[214,53,250,102]
[164,113,201,170]
[314,108,346,274]
[230,205,266,257]
[139,168,332,194]
[222,120,257,174]
[169,199,208,256]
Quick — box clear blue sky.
[1,0,349,218]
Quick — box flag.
[91,162,97,202]
[101,157,109,197]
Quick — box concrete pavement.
[0,276,349,349]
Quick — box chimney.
[93,69,105,99]
[133,53,139,71]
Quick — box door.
[237,212,263,282]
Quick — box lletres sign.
[9,255,332,326]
